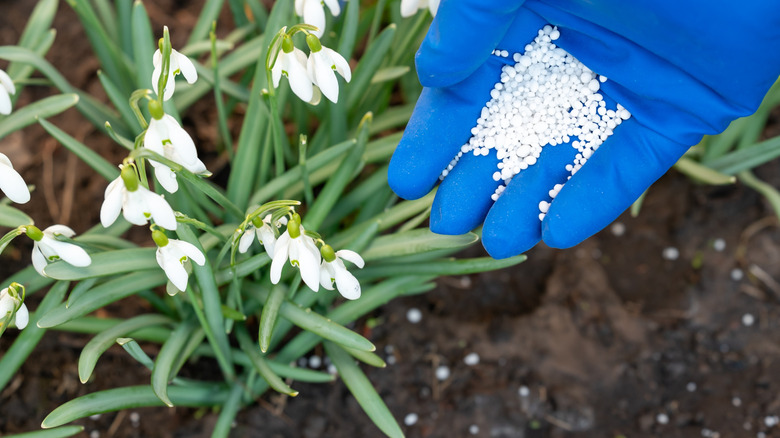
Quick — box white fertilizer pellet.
[435,365,451,381]
[742,313,756,327]
[656,413,670,425]
[686,382,697,392]
[404,413,419,426]
[463,352,480,366]
[441,25,630,220]
[731,268,744,281]
[662,247,680,261]
[469,425,480,435]
[406,308,422,324]
[518,385,530,397]
[308,355,322,368]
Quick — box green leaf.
[0,281,68,391]
[705,134,780,175]
[371,66,410,84]
[361,229,478,261]
[97,70,143,133]
[673,156,735,185]
[78,314,172,383]
[259,284,286,353]
[38,118,119,181]
[17,0,58,50]
[41,385,230,428]
[131,0,155,90]
[346,25,396,111]
[188,0,226,45]
[740,170,780,220]
[278,298,375,352]
[357,255,527,281]
[211,383,243,438]
[37,271,167,328]
[343,346,387,368]
[2,426,84,438]
[324,341,404,438]
[44,248,157,280]
[0,204,33,228]
[0,94,79,140]
[117,337,156,369]
[152,319,198,406]
[236,324,298,396]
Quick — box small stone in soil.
[662,247,680,261]
[435,365,451,381]
[404,413,419,426]
[742,313,756,327]
[406,308,422,324]
[464,352,480,366]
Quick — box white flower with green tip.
[306,35,351,104]
[239,214,288,256]
[152,44,198,101]
[144,101,209,193]
[0,69,16,115]
[319,245,364,300]
[295,0,341,37]
[272,35,318,104]
[27,225,92,277]
[100,165,177,230]
[0,153,29,204]
[153,229,205,293]
[0,283,28,330]
[270,216,321,292]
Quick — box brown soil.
[3,2,780,438]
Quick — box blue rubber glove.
[388,0,780,258]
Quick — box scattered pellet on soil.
[327,364,337,375]
[731,268,744,281]
[764,415,779,427]
[386,355,397,365]
[713,238,726,252]
[406,308,422,324]
[435,365,451,381]
[297,357,308,368]
[384,345,395,354]
[404,413,419,426]
[90,431,99,438]
[662,247,680,261]
[308,355,322,368]
[519,386,530,397]
[469,424,480,435]
[130,412,140,427]
[610,222,626,237]
[742,313,756,327]
[686,382,697,392]
[89,414,101,420]
[463,352,480,366]
[656,413,669,425]
[732,396,742,407]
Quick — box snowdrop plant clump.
[0,3,532,438]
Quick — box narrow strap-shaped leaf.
[356,255,527,281]
[176,224,235,379]
[0,204,33,228]
[131,0,155,90]
[706,134,780,175]
[78,314,172,383]
[41,384,230,428]
[38,118,119,181]
[116,0,133,57]
[345,25,396,111]
[740,170,780,220]
[117,337,155,369]
[336,0,360,59]
[57,317,170,342]
[188,0,225,45]
[66,277,98,308]
[211,382,244,438]
[97,70,143,133]
[0,94,79,141]
[152,319,198,406]
[323,341,404,438]
[361,229,478,261]
[236,324,298,396]
[44,248,157,280]
[278,297,375,352]
[37,271,167,328]
[342,346,387,368]
[0,281,68,390]
[258,284,286,352]
[3,426,84,438]
[16,0,58,50]
[673,156,735,185]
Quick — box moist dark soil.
[3,2,780,438]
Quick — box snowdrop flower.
[271,35,319,104]
[306,35,351,104]
[239,214,287,256]
[0,153,29,203]
[144,101,209,193]
[100,165,177,230]
[400,0,440,17]
[152,40,198,100]
[0,69,16,115]
[26,225,91,277]
[319,245,364,300]
[0,283,27,331]
[153,229,205,294]
[270,216,321,292]
[295,0,341,38]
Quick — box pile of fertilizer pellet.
[441,25,631,220]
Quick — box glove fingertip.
[482,226,538,259]
[540,212,588,250]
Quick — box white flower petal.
[44,238,91,267]
[44,224,76,238]
[0,153,29,203]
[333,262,361,300]
[295,239,320,292]
[238,226,256,254]
[31,246,48,276]
[400,0,420,17]
[0,69,16,95]
[122,190,152,226]
[0,88,11,116]
[309,52,339,103]
[143,190,177,230]
[303,0,326,37]
[172,240,205,266]
[335,249,364,268]
[327,48,352,83]
[154,164,179,193]
[174,50,198,84]
[319,261,335,290]
[257,225,277,256]
[100,177,124,227]
[294,0,306,17]
[323,0,341,16]
[428,0,440,17]
[285,50,314,103]
[14,303,28,329]
[143,122,165,155]
[152,65,162,96]
[270,232,291,284]
[158,248,190,292]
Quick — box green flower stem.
[211,22,234,162]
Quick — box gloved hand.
[388,0,780,258]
